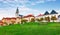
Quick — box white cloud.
[18,6,41,16]
[0,8,16,20]
[0,6,60,20]
[0,0,57,20]
[0,0,56,7]
[0,6,41,19]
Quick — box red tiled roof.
[2,17,16,20]
[11,17,16,20]
[2,18,11,20]
[24,14,35,18]
[37,14,43,17]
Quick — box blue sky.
[0,0,60,19]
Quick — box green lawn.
[0,22,60,35]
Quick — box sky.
[0,0,60,20]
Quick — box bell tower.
[15,7,19,17]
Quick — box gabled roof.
[50,10,58,14]
[19,14,23,18]
[19,14,23,17]
[19,15,23,16]
[44,11,49,15]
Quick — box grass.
[0,22,60,35]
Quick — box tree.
[11,21,15,24]
[36,18,43,22]
[30,18,35,22]
[36,18,44,24]
[2,20,8,25]
[45,16,50,22]
[51,15,57,22]
[21,19,28,24]
[36,18,40,22]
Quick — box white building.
[36,10,59,22]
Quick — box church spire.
[16,7,19,14]
[15,7,19,17]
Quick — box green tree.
[21,19,28,24]
[51,16,57,22]
[11,21,15,24]
[36,18,43,22]
[45,16,50,22]
[30,18,35,22]
[36,18,44,24]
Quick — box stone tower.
[15,7,19,17]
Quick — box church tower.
[15,7,19,17]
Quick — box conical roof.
[50,10,58,14]
[44,11,49,15]
[16,7,19,13]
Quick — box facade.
[2,17,16,25]
[36,10,59,22]
[2,17,22,25]
[0,8,60,26]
